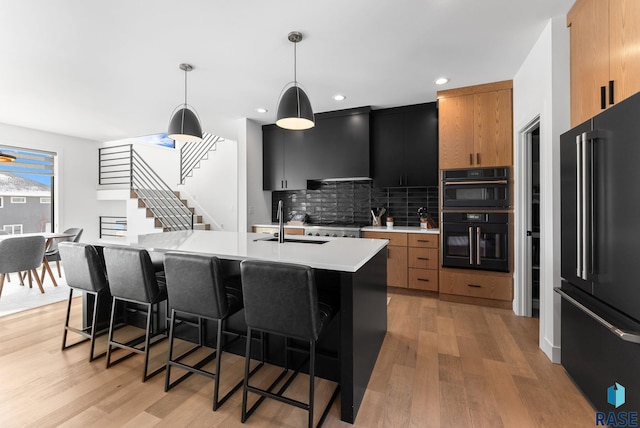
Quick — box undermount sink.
[255,236,328,244]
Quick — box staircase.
[131,189,210,231]
[98,144,214,238]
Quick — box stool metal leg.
[61,289,74,350]
[241,326,252,423]
[309,340,315,428]
[105,297,118,369]
[164,309,177,392]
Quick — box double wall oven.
[441,167,511,272]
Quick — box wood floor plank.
[0,289,596,427]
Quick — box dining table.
[0,232,75,289]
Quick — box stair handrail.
[98,144,193,231]
[131,150,193,231]
[180,133,221,184]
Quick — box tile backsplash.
[272,180,438,227]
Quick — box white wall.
[245,119,271,230]
[513,16,570,363]
[0,122,102,241]
[178,138,239,231]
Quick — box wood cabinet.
[363,231,408,287]
[252,226,304,235]
[407,233,439,291]
[263,107,370,190]
[362,231,439,291]
[438,81,513,170]
[568,0,640,126]
[371,103,438,187]
[439,268,513,309]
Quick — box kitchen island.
[133,230,388,424]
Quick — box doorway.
[518,119,541,318]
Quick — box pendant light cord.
[183,67,188,107]
[293,40,297,86]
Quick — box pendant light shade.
[276,85,314,130]
[276,31,314,130]
[168,107,203,143]
[0,151,16,162]
[168,63,203,143]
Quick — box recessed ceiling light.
[434,77,450,85]
[333,94,346,101]
[256,108,268,113]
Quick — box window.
[3,224,23,234]
[0,147,54,233]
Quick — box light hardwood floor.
[0,288,595,427]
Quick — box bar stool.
[103,246,168,382]
[58,242,110,362]
[163,252,248,410]
[239,260,340,428]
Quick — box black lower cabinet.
[560,282,640,416]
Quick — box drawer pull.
[417,278,430,282]
[417,257,430,261]
[467,284,482,288]
[417,239,430,243]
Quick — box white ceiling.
[0,0,574,143]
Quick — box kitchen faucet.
[277,200,284,243]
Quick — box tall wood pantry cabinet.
[567,0,640,126]
[437,80,513,170]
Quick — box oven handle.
[555,288,640,344]
[476,227,481,265]
[444,180,508,186]
[469,227,474,265]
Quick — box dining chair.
[44,227,83,278]
[0,231,11,283]
[0,236,46,298]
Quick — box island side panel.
[340,248,388,423]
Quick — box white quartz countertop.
[134,230,388,273]
[360,226,440,234]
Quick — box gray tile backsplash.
[272,180,438,227]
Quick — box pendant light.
[276,31,315,130]
[0,151,16,162]
[168,63,203,143]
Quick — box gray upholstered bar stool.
[58,242,110,362]
[163,252,247,410]
[103,246,168,382]
[239,260,340,428]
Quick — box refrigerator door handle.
[581,132,590,280]
[469,227,474,265]
[555,288,640,344]
[476,227,481,265]
[576,134,582,278]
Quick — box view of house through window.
[0,147,55,234]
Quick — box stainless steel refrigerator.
[558,91,640,413]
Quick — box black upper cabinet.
[262,107,371,190]
[371,103,438,187]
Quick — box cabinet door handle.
[601,86,606,110]
[285,180,287,188]
[469,153,473,165]
[417,278,430,282]
[467,284,482,288]
[417,257,430,261]
[281,180,284,189]
[476,153,480,165]
[609,80,615,105]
